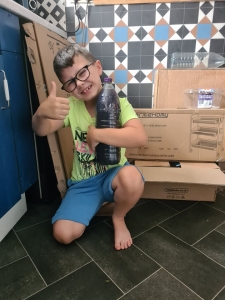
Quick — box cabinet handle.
[0,70,10,110]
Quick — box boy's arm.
[32,81,69,136]
[87,118,147,150]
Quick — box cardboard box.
[126,108,225,162]
[23,22,74,197]
[135,161,225,202]
[153,69,225,109]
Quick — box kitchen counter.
[0,0,67,38]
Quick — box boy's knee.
[117,166,144,191]
[53,220,85,244]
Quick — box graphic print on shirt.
[75,128,107,179]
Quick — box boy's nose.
[76,79,84,88]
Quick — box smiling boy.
[32,44,147,250]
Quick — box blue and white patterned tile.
[183,24,197,40]
[141,70,154,83]
[115,57,128,69]
[198,7,214,22]
[154,41,168,55]
[212,23,225,38]
[142,26,155,41]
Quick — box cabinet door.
[0,56,21,218]
[0,8,22,54]
[2,51,37,193]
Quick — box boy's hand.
[40,81,70,120]
[86,126,99,151]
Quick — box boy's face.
[60,54,103,103]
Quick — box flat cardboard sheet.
[23,22,74,196]
[136,163,225,202]
[153,69,225,109]
[126,108,225,162]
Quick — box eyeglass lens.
[63,63,93,92]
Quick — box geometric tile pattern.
[38,1,225,108]
[2,195,225,299]
[36,0,66,30]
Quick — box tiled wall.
[36,1,225,108]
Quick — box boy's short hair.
[53,44,96,82]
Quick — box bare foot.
[112,216,132,250]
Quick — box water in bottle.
[171,52,225,69]
[96,77,121,165]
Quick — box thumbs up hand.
[40,81,70,120]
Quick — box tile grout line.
[132,244,203,299]
[157,200,199,215]
[129,204,195,240]
[103,199,196,239]
[0,255,28,270]
[14,218,52,233]
[211,284,225,300]
[158,225,225,270]
[202,202,225,214]
[192,220,225,246]
[23,260,94,300]
[155,199,180,212]
[162,268,204,300]
[23,286,49,300]
[13,229,48,287]
[75,241,125,294]
[191,245,225,270]
[215,229,225,237]
[116,268,163,300]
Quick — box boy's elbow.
[137,133,148,147]
[140,134,148,146]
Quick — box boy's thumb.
[50,81,57,96]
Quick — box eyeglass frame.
[61,61,96,92]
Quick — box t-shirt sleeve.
[119,98,138,126]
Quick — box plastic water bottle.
[171,52,225,69]
[96,77,121,165]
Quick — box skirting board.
[0,194,27,242]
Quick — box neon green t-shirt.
[64,97,138,182]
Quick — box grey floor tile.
[194,231,225,267]
[16,220,91,285]
[119,268,201,300]
[26,262,123,300]
[0,257,45,300]
[160,203,225,244]
[158,200,197,212]
[0,230,27,268]
[106,200,177,238]
[77,222,160,293]
[216,222,225,235]
[204,193,225,213]
[14,197,61,231]
[214,288,225,300]
[134,226,225,300]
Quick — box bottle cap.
[103,77,112,83]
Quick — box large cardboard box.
[135,161,225,202]
[23,22,74,197]
[126,108,225,162]
[153,69,225,109]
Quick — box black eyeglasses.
[61,61,95,93]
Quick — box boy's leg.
[111,165,144,250]
[52,176,105,244]
[53,220,86,244]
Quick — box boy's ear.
[95,60,103,75]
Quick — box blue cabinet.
[0,8,37,219]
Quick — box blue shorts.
[52,162,139,226]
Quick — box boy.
[32,44,147,250]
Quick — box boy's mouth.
[82,85,92,94]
